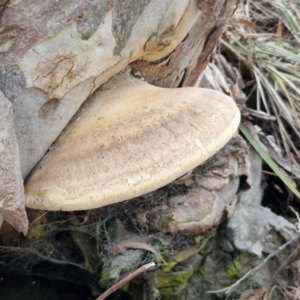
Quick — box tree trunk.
[0,0,238,232]
[0,1,249,299]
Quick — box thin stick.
[207,234,300,295]
[95,262,156,300]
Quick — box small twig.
[207,234,300,295]
[95,262,156,300]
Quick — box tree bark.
[1,0,238,179]
[0,91,28,233]
[0,1,247,299]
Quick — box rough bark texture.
[131,0,239,88]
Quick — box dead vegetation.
[216,0,300,299]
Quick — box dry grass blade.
[256,42,300,64]
[267,66,300,134]
[273,0,300,43]
[222,0,300,197]
[240,123,300,199]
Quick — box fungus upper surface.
[25,75,240,211]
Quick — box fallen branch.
[207,234,300,295]
[95,262,156,300]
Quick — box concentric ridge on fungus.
[25,75,241,211]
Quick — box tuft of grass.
[239,123,300,199]
[221,0,300,194]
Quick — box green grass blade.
[256,42,300,64]
[239,123,300,199]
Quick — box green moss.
[27,225,44,239]
[150,269,193,296]
[162,261,177,272]
[27,213,46,239]
[227,266,240,279]
[227,256,241,279]
[121,282,130,292]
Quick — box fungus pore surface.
[25,75,240,211]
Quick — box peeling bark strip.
[185,0,239,86]
[0,91,28,234]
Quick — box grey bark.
[0,91,28,233]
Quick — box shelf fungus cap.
[25,75,240,211]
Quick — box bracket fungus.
[25,75,240,211]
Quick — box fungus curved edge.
[25,75,241,211]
